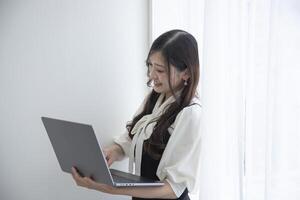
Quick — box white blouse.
[114,92,202,197]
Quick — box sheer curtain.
[150,0,300,200]
[150,1,244,200]
[245,0,300,200]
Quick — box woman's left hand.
[71,167,118,194]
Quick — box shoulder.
[170,97,202,130]
[187,96,202,110]
[179,97,202,118]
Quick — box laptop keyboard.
[110,169,144,183]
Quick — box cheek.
[169,73,178,84]
[170,74,182,86]
[157,74,168,82]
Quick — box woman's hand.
[70,144,125,194]
[103,144,125,167]
[71,167,177,199]
[71,167,117,194]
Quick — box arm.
[71,167,177,199]
[72,144,177,198]
[156,103,203,197]
[114,181,177,199]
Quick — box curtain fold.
[245,0,300,200]
[198,0,247,199]
[149,0,300,199]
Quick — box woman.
[71,29,202,200]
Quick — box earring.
[184,80,188,86]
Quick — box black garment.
[132,149,190,200]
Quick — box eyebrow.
[148,61,165,68]
[155,63,165,68]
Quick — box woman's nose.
[149,68,157,80]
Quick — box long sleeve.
[156,102,202,197]
[113,93,150,157]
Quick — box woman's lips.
[153,81,162,86]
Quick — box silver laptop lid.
[41,117,114,186]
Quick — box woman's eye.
[156,70,165,73]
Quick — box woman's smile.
[153,81,162,87]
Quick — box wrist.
[110,186,122,195]
[113,143,125,157]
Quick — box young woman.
[71,29,202,200]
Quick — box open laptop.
[41,116,164,187]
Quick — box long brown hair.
[127,30,200,159]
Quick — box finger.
[107,159,113,167]
[103,149,108,155]
[71,167,85,186]
[75,177,87,187]
[71,167,80,178]
[83,177,93,185]
[71,167,78,180]
[72,168,94,186]
[104,153,110,163]
[82,177,96,189]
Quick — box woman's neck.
[163,87,184,102]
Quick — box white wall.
[0,0,149,199]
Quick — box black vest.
[132,144,190,200]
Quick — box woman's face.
[148,51,188,99]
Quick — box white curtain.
[198,0,247,199]
[149,0,300,200]
[245,0,300,200]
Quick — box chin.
[153,87,163,94]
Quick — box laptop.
[41,116,164,187]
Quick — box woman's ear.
[182,69,190,81]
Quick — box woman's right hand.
[103,144,125,167]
